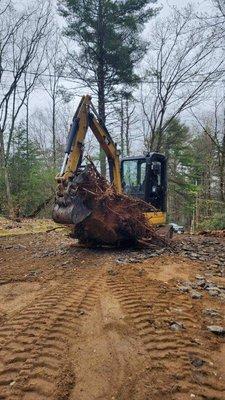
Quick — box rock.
[62,261,70,266]
[219,293,225,300]
[178,285,190,293]
[208,288,221,297]
[191,358,205,368]
[195,275,204,280]
[203,309,221,318]
[204,282,221,296]
[170,321,184,331]
[189,252,198,258]
[182,246,192,251]
[207,325,225,336]
[196,280,205,288]
[40,250,55,258]
[190,290,202,299]
[5,224,14,230]
[155,249,165,255]
[147,253,158,258]
[195,277,206,287]
[17,244,27,249]
[127,257,136,263]
[107,269,118,276]
[204,282,217,290]
[5,245,13,249]
[26,270,39,278]
[116,258,125,265]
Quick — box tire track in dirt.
[69,278,148,400]
[107,266,225,400]
[0,272,102,400]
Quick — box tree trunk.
[219,157,225,202]
[98,85,106,176]
[0,129,14,216]
[120,98,124,157]
[125,98,130,156]
[52,94,56,168]
[97,0,106,177]
[26,95,29,158]
[4,166,14,217]
[219,119,225,202]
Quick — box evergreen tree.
[58,0,158,174]
[5,124,55,217]
[161,118,196,225]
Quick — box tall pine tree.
[58,0,158,174]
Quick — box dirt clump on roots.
[63,164,166,247]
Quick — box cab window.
[122,159,146,197]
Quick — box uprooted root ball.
[54,164,167,247]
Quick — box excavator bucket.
[52,170,92,226]
[52,196,91,226]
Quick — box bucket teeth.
[53,169,92,226]
[52,198,91,225]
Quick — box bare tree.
[191,97,225,202]
[29,102,72,167]
[0,0,52,215]
[41,31,68,167]
[213,0,225,18]
[114,92,137,157]
[140,5,224,152]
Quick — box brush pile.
[53,164,167,247]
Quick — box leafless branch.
[139,6,225,151]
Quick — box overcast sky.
[161,0,190,12]
[160,0,213,15]
[18,0,217,129]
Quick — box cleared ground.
[0,230,225,400]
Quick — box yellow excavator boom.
[57,94,122,193]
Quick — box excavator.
[53,95,167,237]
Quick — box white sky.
[160,0,212,14]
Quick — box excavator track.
[0,231,225,400]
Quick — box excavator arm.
[58,94,122,193]
[53,94,122,226]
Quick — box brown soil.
[0,231,225,400]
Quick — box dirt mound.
[53,164,166,247]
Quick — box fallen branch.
[28,196,54,218]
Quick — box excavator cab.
[121,153,167,225]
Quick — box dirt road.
[0,231,225,400]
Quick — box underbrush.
[198,213,225,231]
